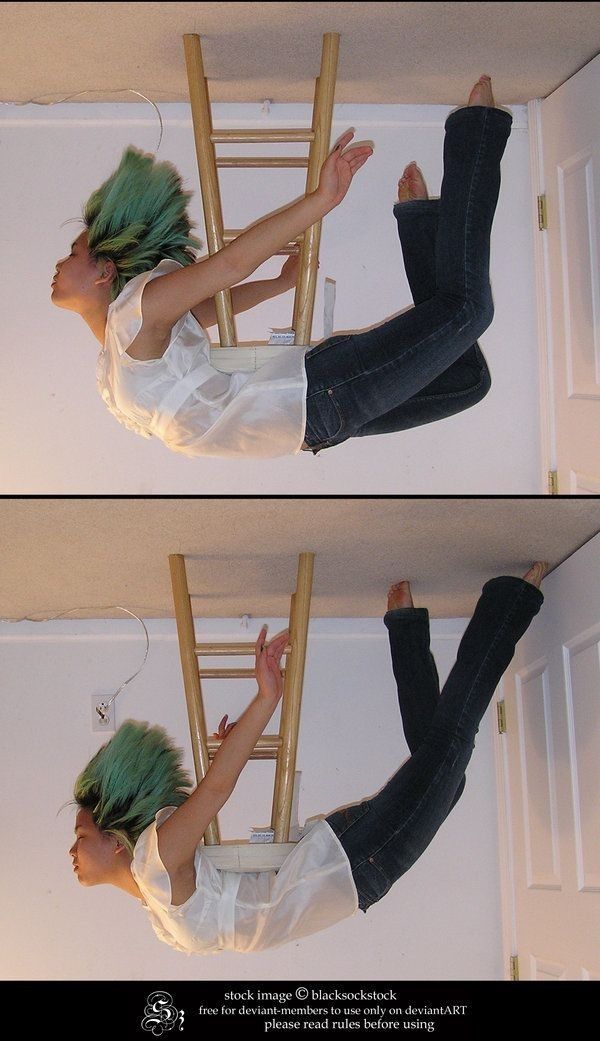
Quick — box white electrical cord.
[0,606,149,720]
[1,88,166,152]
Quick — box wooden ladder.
[183,32,339,362]
[169,551,314,871]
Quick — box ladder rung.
[208,735,282,759]
[196,642,256,656]
[216,157,308,168]
[199,666,287,678]
[200,667,256,678]
[211,129,315,143]
[201,842,297,871]
[196,642,292,656]
[223,231,304,249]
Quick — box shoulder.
[112,260,184,310]
[132,807,178,865]
[106,261,185,359]
[132,807,200,911]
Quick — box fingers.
[332,128,372,162]
[255,626,289,671]
[213,713,230,738]
[333,129,355,151]
[256,626,289,648]
[266,629,290,659]
[345,148,374,169]
[268,627,289,645]
[255,624,268,654]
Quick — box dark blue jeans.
[325,576,543,912]
[302,105,513,453]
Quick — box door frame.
[494,674,519,979]
[527,97,557,495]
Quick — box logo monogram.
[141,991,185,1035]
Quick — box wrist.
[257,687,281,711]
[273,275,291,294]
[310,188,337,217]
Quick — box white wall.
[0,101,540,492]
[0,616,502,981]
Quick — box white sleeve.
[130,806,179,908]
[107,259,183,357]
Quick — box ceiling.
[3,3,600,106]
[1,499,598,620]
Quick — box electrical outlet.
[91,695,116,734]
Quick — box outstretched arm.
[156,626,289,882]
[191,255,300,329]
[132,131,372,359]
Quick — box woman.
[69,562,546,954]
[52,76,510,459]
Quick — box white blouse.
[130,807,359,955]
[97,259,309,458]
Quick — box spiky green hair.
[82,146,203,301]
[73,720,193,854]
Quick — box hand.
[315,130,373,211]
[277,253,319,291]
[212,714,237,740]
[255,625,289,704]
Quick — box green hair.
[82,146,203,301]
[73,720,193,855]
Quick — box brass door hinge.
[510,954,520,981]
[497,700,507,734]
[538,194,548,231]
[548,470,558,495]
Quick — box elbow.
[220,247,252,289]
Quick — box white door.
[533,54,600,493]
[497,532,600,979]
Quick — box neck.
[112,856,145,902]
[78,299,110,346]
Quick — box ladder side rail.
[271,553,315,841]
[293,33,340,345]
[169,553,221,845]
[183,34,237,347]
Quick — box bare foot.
[397,162,429,204]
[467,74,496,108]
[522,562,548,589]
[388,580,414,610]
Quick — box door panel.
[500,532,600,979]
[539,53,600,490]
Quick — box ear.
[94,258,117,288]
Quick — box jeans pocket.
[305,334,352,361]
[325,800,371,839]
[325,387,347,441]
[304,385,348,452]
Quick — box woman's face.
[69,808,121,886]
[51,231,111,311]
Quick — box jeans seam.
[354,581,531,868]
[352,740,458,871]
[463,108,489,300]
[314,299,479,398]
[304,109,501,444]
[401,370,486,405]
[328,803,370,839]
